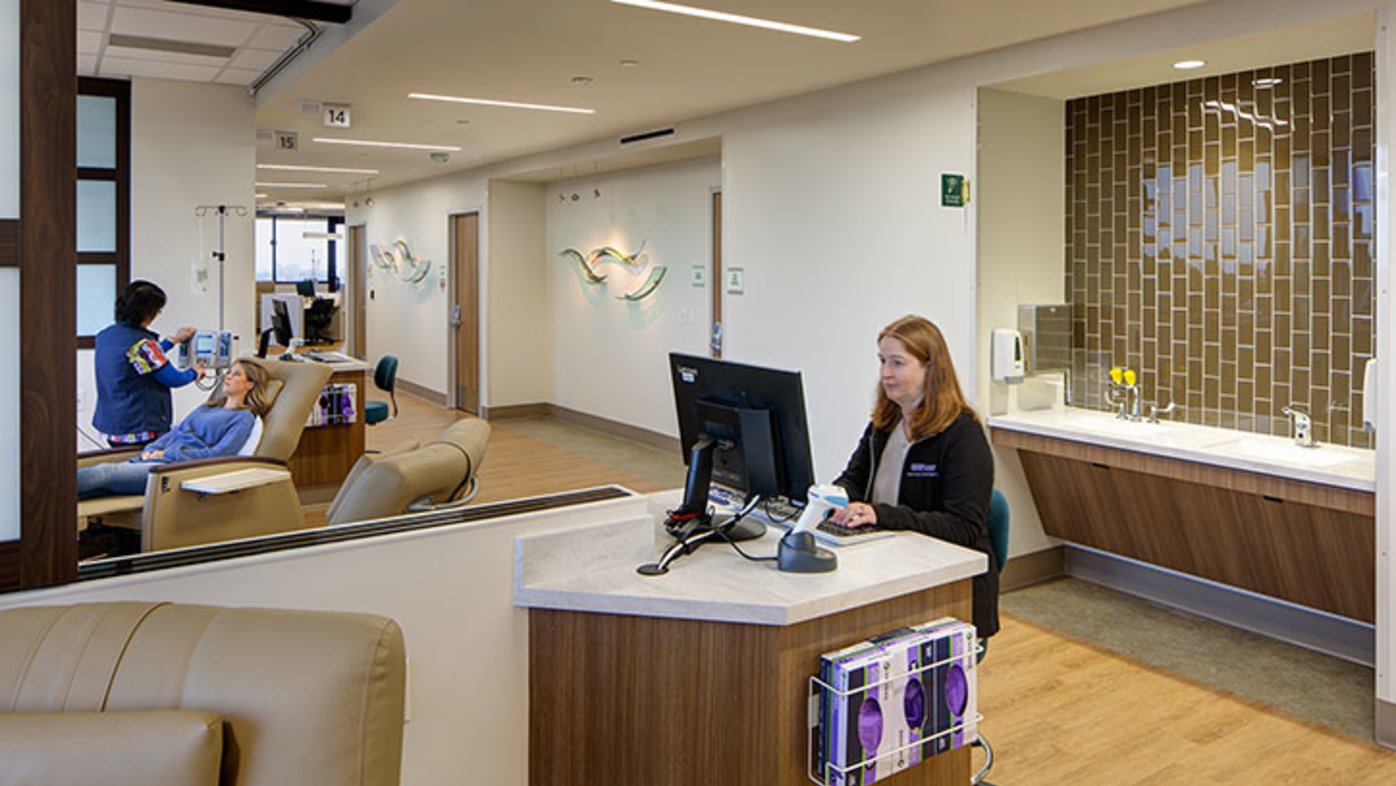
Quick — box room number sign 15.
[323,105,352,128]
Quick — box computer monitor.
[295,279,317,298]
[668,352,816,540]
[270,299,294,347]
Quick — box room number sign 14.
[323,105,352,128]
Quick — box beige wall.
[976,87,1068,559]
[486,180,550,407]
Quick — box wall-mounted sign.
[726,268,745,295]
[691,266,707,287]
[323,105,351,129]
[941,173,969,208]
[274,130,299,151]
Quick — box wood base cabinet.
[528,582,973,786]
[995,430,1375,623]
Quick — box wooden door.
[711,190,722,358]
[451,212,480,413]
[348,224,366,357]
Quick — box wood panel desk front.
[515,507,986,786]
[285,358,367,488]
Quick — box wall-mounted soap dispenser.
[992,328,1025,383]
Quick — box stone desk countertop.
[989,407,1375,492]
[513,495,986,626]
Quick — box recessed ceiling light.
[619,59,640,68]
[257,163,380,175]
[571,76,595,85]
[255,192,268,199]
[611,0,860,43]
[1173,59,1206,70]
[312,137,462,152]
[255,182,330,189]
[1253,77,1284,88]
[408,93,595,115]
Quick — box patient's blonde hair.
[205,360,271,418]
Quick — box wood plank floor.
[331,391,1396,780]
[979,614,1396,784]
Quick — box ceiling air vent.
[619,127,676,145]
[107,34,236,59]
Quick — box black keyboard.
[814,518,893,545]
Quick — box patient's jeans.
[78,460,156,500]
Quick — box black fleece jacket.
[832,411,999,639]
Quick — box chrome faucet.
[1281,404,1318,447]
[1147,401,1177,423]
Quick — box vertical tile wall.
[1066,53,1377,447]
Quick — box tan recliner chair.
[326,418,491,525]
[0,601,405,786]
[78,358,334,552]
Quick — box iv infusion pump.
[178,330,235,370]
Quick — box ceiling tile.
[111,6,258,47]
[230,48,282,72]
[215,67,265,86]
[99,55,223,82]
[77,29,104,56]
[79,54,100,77]
[77,2,110,32]
[247,25,307,52]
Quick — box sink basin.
[1221,439,1355,468]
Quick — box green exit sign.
[941,173,969,208]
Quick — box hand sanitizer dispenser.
[992,328,1025,383]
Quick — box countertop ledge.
[513,512,986,626]
[989,408,1375,493]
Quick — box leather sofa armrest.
[0,710,223,786]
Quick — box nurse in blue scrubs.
[92,280,203,447]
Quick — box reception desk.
[285,354,369,489]
[515,501,987,786]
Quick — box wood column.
[15,0,76,589]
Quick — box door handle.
[450,304,462,327]
[710,322,723,354]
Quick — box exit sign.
[323,105,351,128]
[941,173,969,208]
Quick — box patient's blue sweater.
[139,406,255,464]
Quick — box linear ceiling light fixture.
[255,181,330,189]
[611,0,860,43]
[258,163,381,175]
[312,137,462,152]
[408,93,596,115]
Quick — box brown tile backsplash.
[1066,53,1376,448]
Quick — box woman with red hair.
[831,315,999,640]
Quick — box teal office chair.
[364,355,399,426]
[972,487,1010,786]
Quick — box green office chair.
[972,487,1010,786]
[364,355,399,426]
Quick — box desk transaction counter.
[515,494,987,786]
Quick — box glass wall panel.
[76,95,117,169]
[0,268,17,542]
[76,179,116,252]
[255,217,274,281]
[77,264,115,336]
[0,0,17,218]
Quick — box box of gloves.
[816,618,977,785]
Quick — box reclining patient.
[78,359,271,500]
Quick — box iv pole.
[193,204,248,331]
